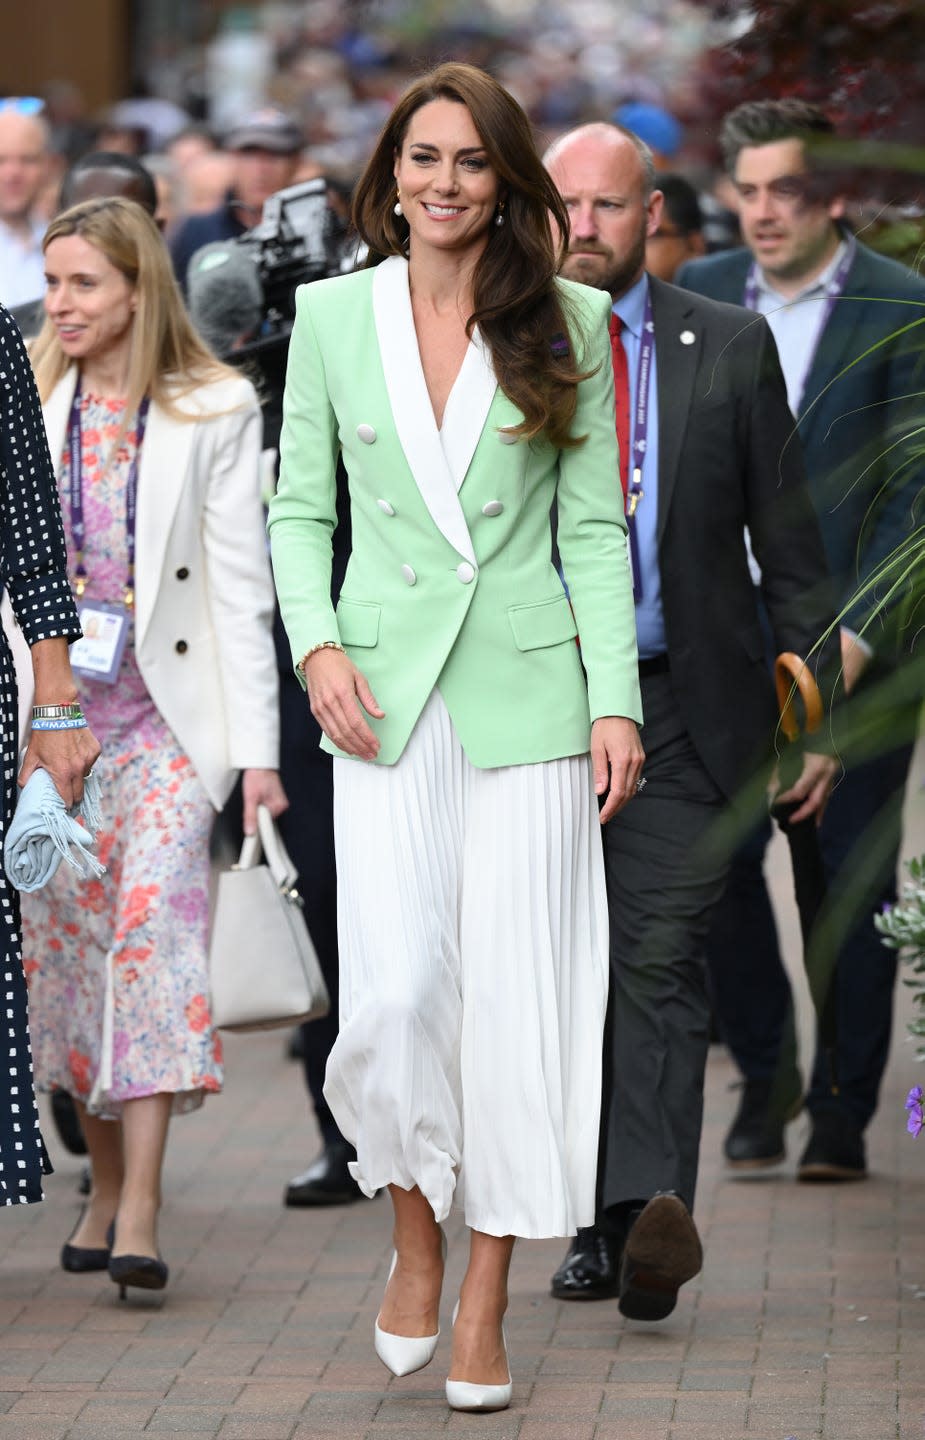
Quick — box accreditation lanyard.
[625,289,654,604]
[67,380,150,607]
[742,235,856,412]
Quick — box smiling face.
[43,232,137,369]
[546,130,662,299]
[733,138,844,289]
[393,97,500,261]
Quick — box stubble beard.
[560,230,647,299]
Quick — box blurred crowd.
[3,0,742,266]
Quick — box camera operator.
[188,182,365,1209]
[170,108,304,293]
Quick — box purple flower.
[906,1086,924,1137]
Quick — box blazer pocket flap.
[336,598,381,648]
[507,593,578,651]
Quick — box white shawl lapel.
[132,399,195,650]
[41,366,80,478]
[373,256,495,564]
[439,327,498,494]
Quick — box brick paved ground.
[2,763,924,1440]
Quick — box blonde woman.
[25,197,286,1298]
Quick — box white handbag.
[208,804,330,1032]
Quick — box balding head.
[0,110,50,225]
[544,123,663,300]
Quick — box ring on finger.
[635,777,647,794]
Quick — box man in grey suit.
[545,123,836,1319]
[679,99,925,1182]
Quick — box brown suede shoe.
[618,1193,703,1322]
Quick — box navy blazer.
[678,240,925,648]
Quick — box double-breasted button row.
[400,561,478,586]
[378,497,501,520]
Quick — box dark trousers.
[599,669,730,1214]
[706,674,918,1129]
[275,667,344,1146]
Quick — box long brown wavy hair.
[352,63,593,449]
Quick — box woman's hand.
[591,716,646,824]
[242,768,288,836]
[19,725,102,810]
[304,649,385,761]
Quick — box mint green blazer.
[269,255,641,768]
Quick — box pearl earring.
[393,193,403,217]
[495,200,505,227]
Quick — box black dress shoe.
[797,1109,867,1182]
[550,1224,620,1300]
[284,1140,367,1207]
[724,1073,803,1169]
[618,1193,702,1322]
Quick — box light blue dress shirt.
[613,274,666,659]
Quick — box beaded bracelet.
[31,717,89,731]
[296,640,345,676]
[32,704,83,719]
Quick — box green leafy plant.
[876,856,925,1064]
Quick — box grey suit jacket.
[644,275,833,799]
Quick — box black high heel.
[108,1252,169,1300]
[61,1217,115,1274]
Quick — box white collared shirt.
[751,239,848,414]
[0,216,46,309]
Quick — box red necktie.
[609,310,630,501]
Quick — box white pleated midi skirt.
[324,688,609,1238]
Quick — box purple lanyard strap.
[624,290,654,603]
[67,380,150,607]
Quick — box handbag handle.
[235,805,299,894]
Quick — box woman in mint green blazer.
[269,63,643,1411]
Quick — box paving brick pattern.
[2,766,924,1440]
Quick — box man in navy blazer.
[679,99,925,1181]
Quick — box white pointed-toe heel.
[445,1301,512,1413]
[374,1229,446,1377]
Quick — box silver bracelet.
[296,640,345,676]
[32,703,83,719]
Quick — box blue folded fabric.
[4,768,105,893]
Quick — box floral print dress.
[24,393,223,1118]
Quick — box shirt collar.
[612,271,649,339]
[0,215,45,251]
[755,236,848,306]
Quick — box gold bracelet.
[296,640,345,676]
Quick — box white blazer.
[38,367,279,809]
